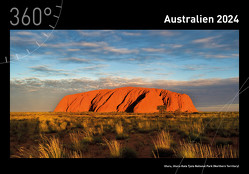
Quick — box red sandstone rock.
[54,87,198,113]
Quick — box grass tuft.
[103,138,121,158]
[39,135,65,158]
[152,130,174,157]
[69,131,83,151]
[177,141,238,158]
[115,122,129,139]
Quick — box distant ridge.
[54,87,198,113]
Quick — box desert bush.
[106,119,115,126]
[74,120,83,128]
[46,119,62,133]
[59,121,68,130]
[204,115,239,137]
[10,119,40,142]
[39,120,50,133]
[137,121,155,133]
[191,119,205,136]
[178,119,204,140]
[104,119,115,132]
[95,124,104,135]
[80,128,94,144]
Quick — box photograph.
[9,30,239,159]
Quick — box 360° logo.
[1,0,64,65]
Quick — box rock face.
[54,87,198,113]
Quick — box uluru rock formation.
[54,87,198,113]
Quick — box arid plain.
[10,111,239,158]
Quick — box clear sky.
[10,30,239,112]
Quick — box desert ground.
[10,111,239,158]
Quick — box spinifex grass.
[69,131,83,151]
[177,141,211,158]
[115,122,129,139]
[103,138,121,158]
[153,130,172,150]
[12,135,85,158]
[96,124,104,135]
[11,146,39,158]
[137,121,153,133]
[216,145,238,158]
[67,150,84,158]
[81,128,94,143]
[177,141,238,158]
[152,130,174,157]
[13,135,66,158]
[178,119,205,138]
[39,135,65,158]
[10,112,239,158]
[115,122,124,135]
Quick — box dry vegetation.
[10,111,239,158]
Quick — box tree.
[157,105,167,113]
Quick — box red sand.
[54,87,198,113]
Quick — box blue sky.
[10,30,239,111]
